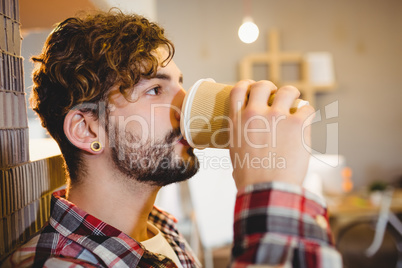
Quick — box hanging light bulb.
[238,16,259,44]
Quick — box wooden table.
[326,189,402,238]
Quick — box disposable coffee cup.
[180,78,309,149]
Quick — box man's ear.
[64,109,105,154]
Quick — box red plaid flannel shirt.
[3,182,341,267]
[3,190,201,268]
[232,182,342,267]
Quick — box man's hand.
[229,80,315,190]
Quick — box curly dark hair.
[30,10,175,185]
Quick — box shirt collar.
[50,190,201,267]
[50,190,144,267]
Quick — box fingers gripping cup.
[180,79,309,149]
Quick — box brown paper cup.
[180,79,309,149]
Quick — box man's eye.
[146,86,161,96]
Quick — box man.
[3,10,341,267]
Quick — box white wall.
[22,30,53,139]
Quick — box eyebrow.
[154,72,183,84]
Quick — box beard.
[110,127,199,187]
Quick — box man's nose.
[173,86,186,122]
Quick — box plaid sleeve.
[231,182,342,268]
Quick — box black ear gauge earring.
[90,141,102,152]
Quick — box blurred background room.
[1,0,402,267]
